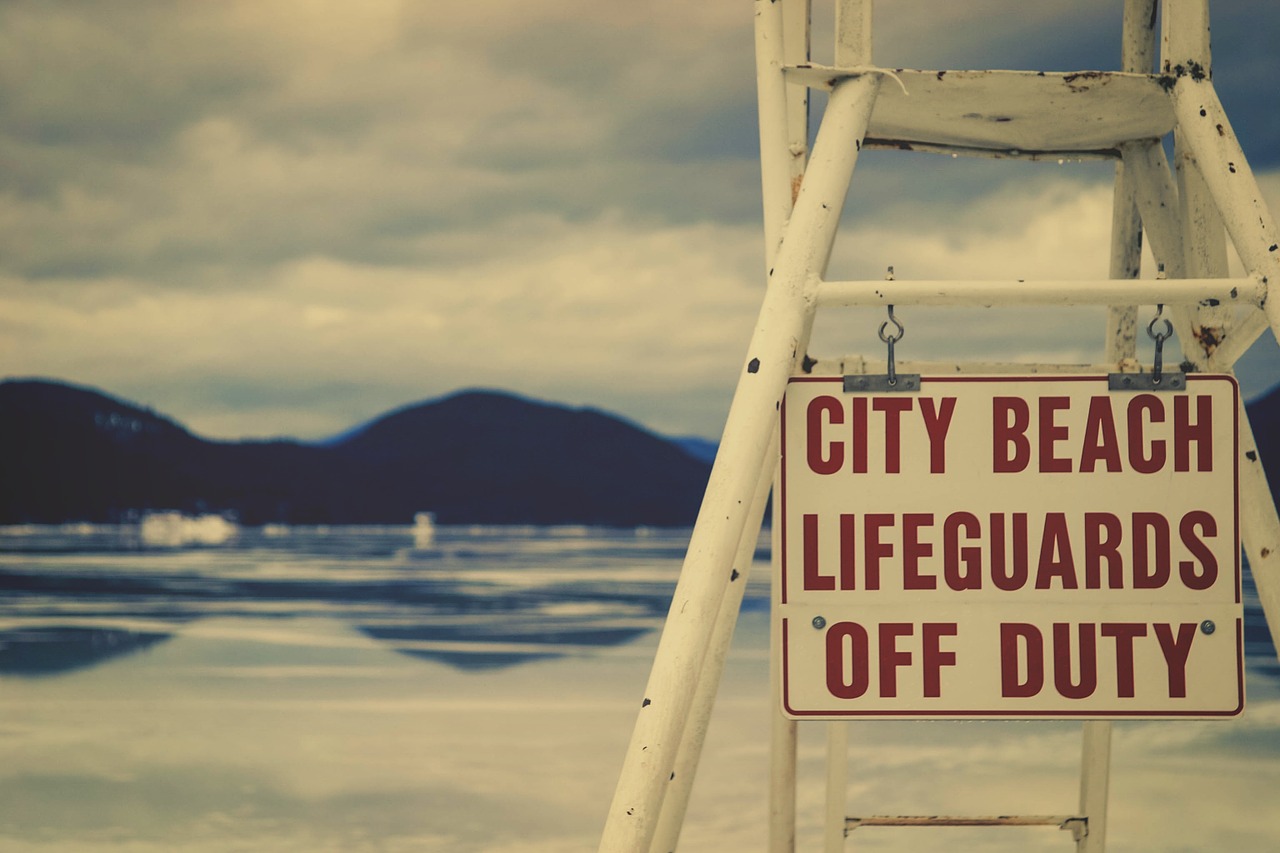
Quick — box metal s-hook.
[843,267,919,393]
[1147,303,1174,385]
[879,304,905,386]
[1108,301,1185,392]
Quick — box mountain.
[670,436,719,464]
[0,380,712,527]
[4,378,1277,527]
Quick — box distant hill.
[0,380,712,526]
[2,377,1277,527]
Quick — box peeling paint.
[1192,326,1223,355]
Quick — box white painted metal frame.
[599,1,1280,850]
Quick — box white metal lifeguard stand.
[601,2,1280,851]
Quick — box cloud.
[0,0,1277,439]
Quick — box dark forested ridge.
[3,377,1278,527]
[0,379,713,526]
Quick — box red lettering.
[1132,512,1171,589]
[1083,512,1123,589]
[1101,623,1147,698]
[1035,513,1078,589]
[993,397,1031,473]
[873,398,913,473]
[1079,396,1122,472]
[839,513,857,590]
[1174,395,1213,473]
[1053,622,1097,699]
[943,512,982,591]
[806,396,843,474]
[826,622,870,699]
[1154,622,1197,698]
[920,397,957,473]
[922,623,958,698]
[902,513,936,590]
[1178,510,1218,590]
[851,397,869,473]
[802,514,834,591]
[1038,396,1072,472]
[990,512,1029,591]
[863,514,893,591]
[1001,623,1043,697]
[1127,394,1166,474]
[878,623,913,698]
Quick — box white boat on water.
[138,511,238,547]
[412,512,436,550]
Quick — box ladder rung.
[816,276,1263,308]
[847,814,1085,831]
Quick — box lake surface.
[0,523,1277,851]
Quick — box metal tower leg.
[599,72,881,852]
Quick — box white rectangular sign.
[778,375,1243,719]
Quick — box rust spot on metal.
[791,173,803,205]
[1216,124,1225,136]
[1228,162,1237,174]
[1247,450,1259,462]
[642,697,651,708]
[1199,108,1207,117]
[731,568,740,582]
[1157,75,1176,92]
[1063,71,1107,93]
[864,137,915,150]
[1269,244,1278,252]
[1188,60,1208,81]
[801,353,818,373]
[936,70,946,80]
[1192,326,1223,356]
[963,112,1013,123]
[1262,547,1272,559]
[747,358,760,374]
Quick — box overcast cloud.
[2,0,1278,440]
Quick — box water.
[0,524,1276,851]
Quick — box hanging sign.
[778,375,1243,719]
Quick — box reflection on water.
[0,524,1276,852]
[0,524,729,674]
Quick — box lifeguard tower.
[601,2,1280,850]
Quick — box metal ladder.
[599,1,1280,850]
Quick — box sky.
[3,0,1279,441]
